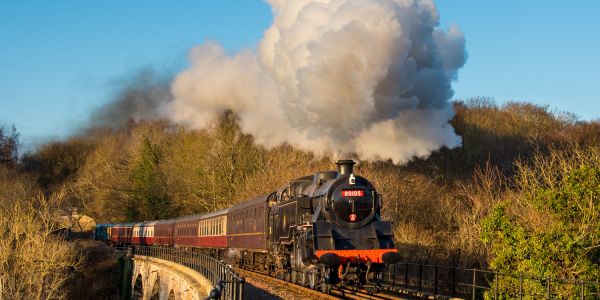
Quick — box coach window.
[260,207,264,230]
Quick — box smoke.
[87,68,173,128]
[169,0,467,163]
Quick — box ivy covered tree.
[130,137,169,221]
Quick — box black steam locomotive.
[266,160,400,293]
[95,160,400,294]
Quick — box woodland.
[2,97,600,299]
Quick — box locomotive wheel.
[309,271,317,290]
[276,268,284,280]
[321,268,330,294]
[300,272,307,287]
[321,282,330,294]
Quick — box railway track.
[233,267,409,300]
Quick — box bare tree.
[0,124,20,169]
[0,166,84,300]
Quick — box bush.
[481,162,600,298]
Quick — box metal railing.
[118,246,244,300]
[387,263,600,299]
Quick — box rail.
[386,263,600,300]
[117,245,245,300]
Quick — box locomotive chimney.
[335,160,356,176]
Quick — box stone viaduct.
[128,255,212,300]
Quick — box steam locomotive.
[94,160,401,294]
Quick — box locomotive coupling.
[319,252,340,266]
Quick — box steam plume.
[169,0,467,163]
[88,68,173,128]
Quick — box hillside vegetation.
[2,97,600,298]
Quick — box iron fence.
[386,263,600,300]
[117,246,244,300]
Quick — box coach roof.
[228,192,275,213]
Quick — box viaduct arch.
[129,254,211,300]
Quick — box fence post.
[405,263,408,288]
[473,269,476,300]
[418,264,422,292]
[495,270,498,300]
[453,267,456,297]
[581,279,585,300]
[546,275,550,299]
[519,273,523,300]
[435,265,438,295]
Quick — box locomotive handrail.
[119,245,244,300]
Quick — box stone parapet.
[131,255,212,300]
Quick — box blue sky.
[1,0,599,150]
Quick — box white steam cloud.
[168,0,467,163]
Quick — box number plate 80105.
[342,190,364,197]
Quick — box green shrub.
[481,167,600,298]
